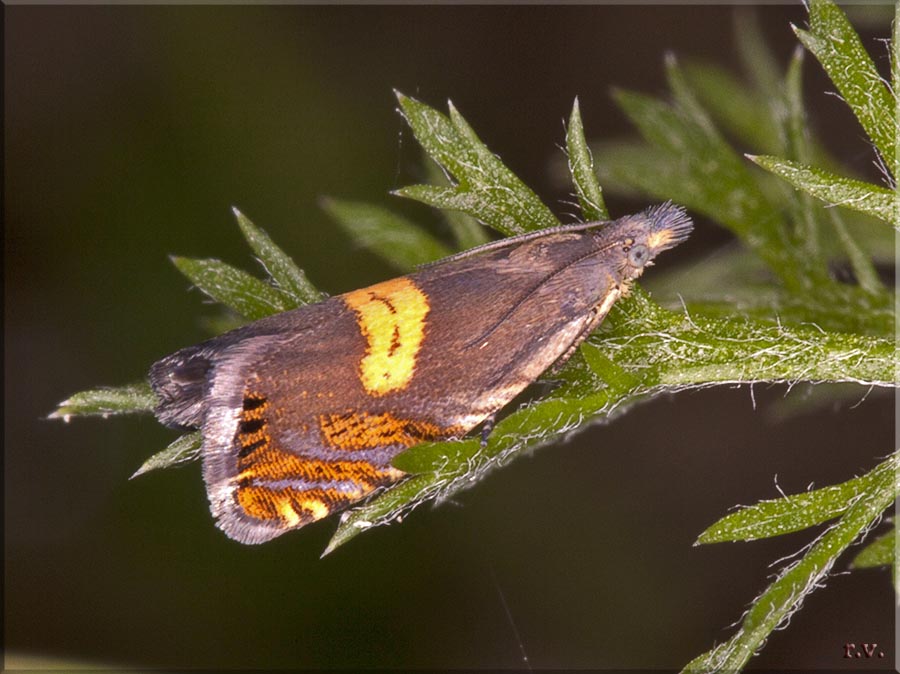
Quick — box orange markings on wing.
[318,410,451,450]
[236,485,342,525]
[237,442,401,486]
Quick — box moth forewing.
[148,202,692,543]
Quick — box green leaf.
[794,0,896,171]
[130,431,202,479]
[684,451,900,673]
[828,209,883,295]
[423,156,490,250]
[443,208,490,252]
[680,61,778,154]
[783,47,811,166]
[850,528,894,569]
[171,256,296,321]
[697,467,874,544]
[321,196,451,270]
[747,155,896,227]
[395,92,560,234]
[598,309,896,389]
[578,342,641,392]
[49,382,157,420]
[735,8,783,103]
[782,47,823,266]
[233,207,323,305]
[322,473,439,556]
[891,4,900,188]
[565,97,608,221]
[895,0,900,185]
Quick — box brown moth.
[149,202,692,543]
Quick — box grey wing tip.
[148,346,213,428]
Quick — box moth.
[149,202,692,543]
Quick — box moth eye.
[627,243,649,267]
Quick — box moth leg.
[480,414,497,447]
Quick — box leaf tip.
[129,464,148,480]
[46,407,70,422]
[232,207,254,236]
[394,90,414,111]
[568,97,582,126]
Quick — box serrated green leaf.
[321,197,451,270]
[50,382,157,419]
[423,157,490,250]
[233,207,323,305]
[395,92,559,234]
[598,308,896,388]
[130,431,202,479]
[794,0,896,171]
[851,527,894,569]
[748,155,896,227]
[171,256,295,321]
[565,97,608,221]
[393,184,514,234]
[684,451,899,673]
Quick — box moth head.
[601,202,693,278]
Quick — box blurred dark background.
[6,5,895,670]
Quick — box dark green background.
[6,5,894,670]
